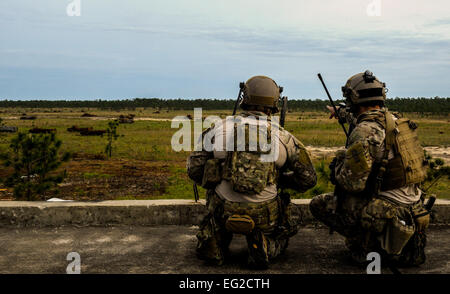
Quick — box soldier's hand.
[326,105,339,119]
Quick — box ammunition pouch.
[344,142,371,178]
[412,206,430,232]
[222,119,277,195]
[225,215,255,234]
[222,197,279,233]
[225,151,277,195]
[201,159,223,189]
[361,197,430,256]
[379,216,415,255]
[361,198,397,233]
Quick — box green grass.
[1,112,447,162]
[82,172,112,179]
[424,178,450,200]
[0,108,448,200]
[161,166,207,200]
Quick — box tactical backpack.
[375,111,427,191]
[223,120,277,195]
[360,110,427,192]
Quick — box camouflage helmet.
[342,70,386,105]
[240,75,282,112]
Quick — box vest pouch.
[413,207,430,232]
[225,214,255,234]
[379,216,415,255]
[201,159,222,189]
[229,151,275,194]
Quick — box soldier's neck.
[356,105,381,116]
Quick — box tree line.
[0,97,448,113]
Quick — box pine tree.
[105,120,120,158]
[0,132,71,200]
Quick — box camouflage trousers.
[196,190,292,268]
[310,192,429,266]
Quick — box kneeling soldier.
[188,76,317,269]
[310,71,431,266]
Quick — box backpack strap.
[374,110,396,194]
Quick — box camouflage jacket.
[187,111,317,193]
[334,109,387,193]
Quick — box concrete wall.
[0,199,449,227]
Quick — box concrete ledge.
[0,199,449,227]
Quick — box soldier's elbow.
[342,182,365,193]
[305,174,317,190]
[294,174,317,192]
[187,167,204,185]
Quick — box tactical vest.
[359,110,427,191]
[222,115,278,195]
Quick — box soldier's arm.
[334,121,384,193]
[279,133,317,192]
[187,150,213,185]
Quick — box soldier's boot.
[397,231,427,267]
[345,232,383,266]
[196,240,224,265]
[266,236,289,260]
[310,193,339,226]
[310,193,346,233]
[220,230,234,260]
[345,236,370,265]
[196,215,230,265]
[246,229,269,269]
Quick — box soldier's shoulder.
[279,129,305,148]
[349,120,385,145]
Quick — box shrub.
[0,132,71,200]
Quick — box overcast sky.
[0,0,449,100]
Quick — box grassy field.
[0,107,448,200]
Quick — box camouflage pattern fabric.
[226,121,276,194]
[310,192,428,265]
[187,111,317,194]
[336,106,357,127]
[310,109,429,266]
[277,130,317,192]
[196,190,288,267]
[310,192,371,239]
[334,110,386,193]
[190,110,317,268]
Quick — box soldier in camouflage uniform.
[310,71,431,266]
[187,76,317,269]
